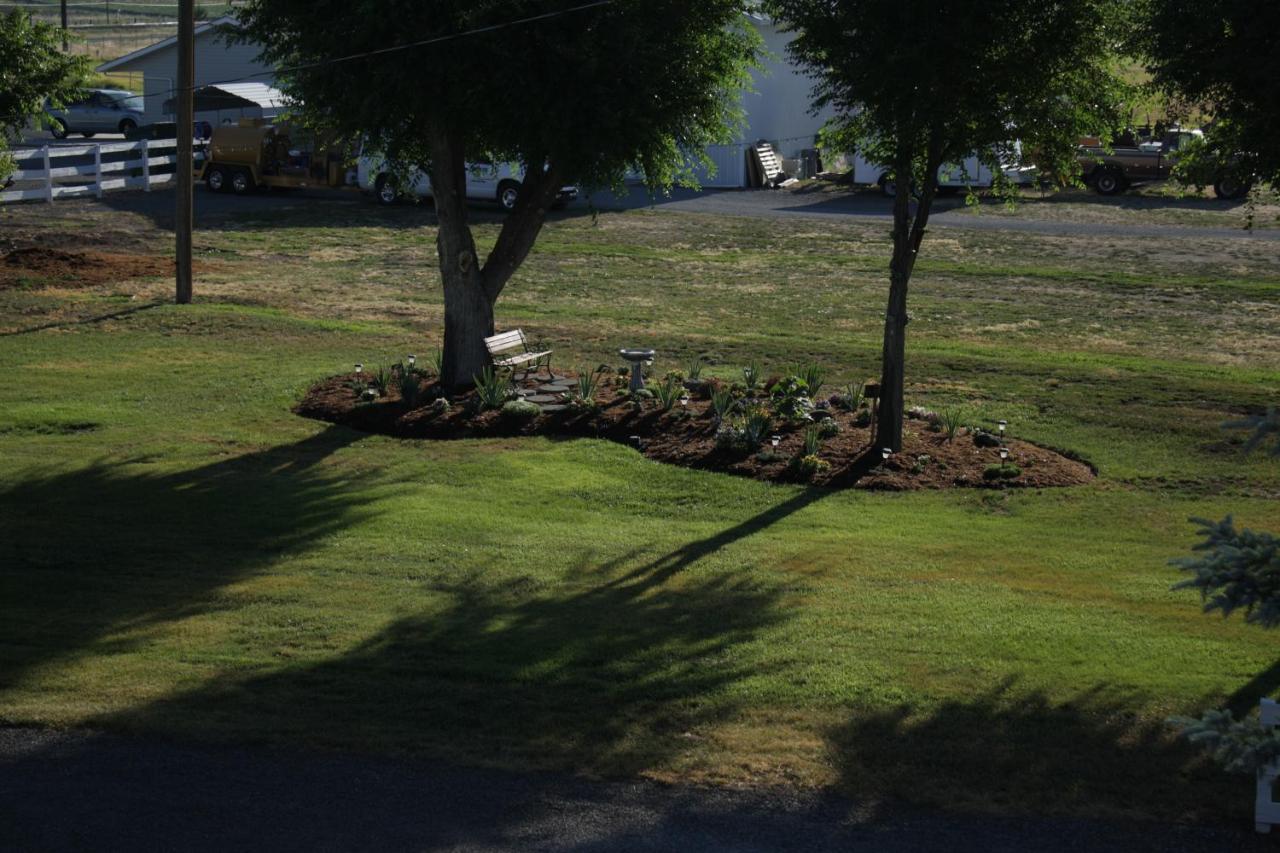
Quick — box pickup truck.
[1077,129,1252,199]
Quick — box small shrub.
[370,364,392,395]
[654,376,684,412]
[833,381,865,413]
[574,366,602,402]
[687,355,704,381]
[710,387,737,422]
[740,406,772,452]
[818,419,840,439]
[633,387,654,401]
[500,399,541,421]
[399,370,423,408]
[801,424,822,457]
[429,397,450,415]
[742,361,761,391]
[473,366,513,410]
[755,449,785,464]
[983,463,1022,481]
[789,454,830,480]
[797,361,825,398]
[854,409,872,427]
[940,407,964,442]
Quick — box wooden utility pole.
[60,0,67,50]
[175,0,194,304]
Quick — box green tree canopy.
[236,0,759,386]
[0,10,91,177]
[1139,0,1280,187]
[764,0,1129,449]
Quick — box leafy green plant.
[653,375,684,412]
[429,397,450,415]
[817,418,840,439]
[473,366,513,410]
[770,376,812,423]
[687,355,704,381]
[430,347,445,377]
[982,463,1022,481]
[742,361,761,391]
[940,407,964,442]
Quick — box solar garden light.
[997,419,1007,437]
[771,435,781,448]
[354,363,363,375]
[680,394,690,407]
[407,354,416,369]
[881,447,892,461]
[630,435,642,449]
[999,447,1009,461]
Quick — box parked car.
[357,151,577,211]
[46,89,145,139]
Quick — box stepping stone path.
[517,376,577,412]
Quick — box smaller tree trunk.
[876,140,943,452]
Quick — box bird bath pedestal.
[619,348,656,393]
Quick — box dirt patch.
[297,372,1094,491]
[0,248,190,289]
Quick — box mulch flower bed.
[296,369,1095,491]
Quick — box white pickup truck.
[851,147,1036,197]
[356,152,577,210]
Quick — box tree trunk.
[876,140,942,452]
[429,128,495,388]
[427,130,563,389]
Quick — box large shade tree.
[0,10,90,179]
[236,0,758,386]
[1139,0,1280,191]
[764,0,1129,450]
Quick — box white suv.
[356,153,577,211]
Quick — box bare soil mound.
[298,371,1094,491]
[0,248,180,289]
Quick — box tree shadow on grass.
[827,678,1250,823]
[0,424,373,692]
[85,489,818,777]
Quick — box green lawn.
[2,196,1279,822]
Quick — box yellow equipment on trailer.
[198,119,344,194]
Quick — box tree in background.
[1139,0,1280,196]
[763,0,1129,451]
[236,0,758,387]
[0,10,91,181]
[1172,408,1280,772]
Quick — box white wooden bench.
[484,329,552,379]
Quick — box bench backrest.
[484,329,528,356]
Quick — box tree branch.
[481,160,565,303]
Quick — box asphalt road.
[0,727,1267,852]
[17,180,1273,244]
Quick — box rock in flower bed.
[295,367,1094,491]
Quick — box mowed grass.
[2,194,1279,822]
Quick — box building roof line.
[95,15,240,73]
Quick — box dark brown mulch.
[296,372,1095,491]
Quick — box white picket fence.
[1,139,197,204]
